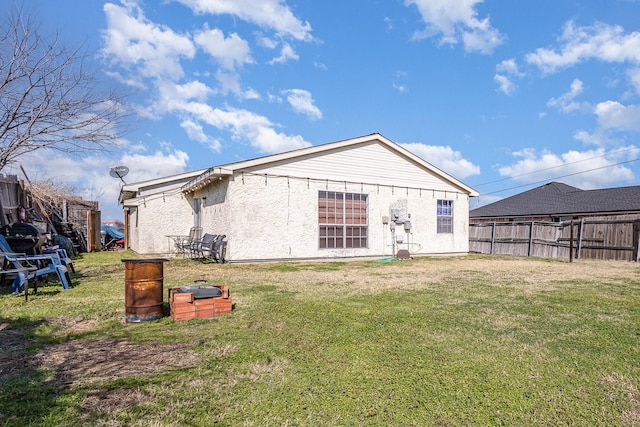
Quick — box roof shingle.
[470,182,640,218]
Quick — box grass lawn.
[0,251,639,426]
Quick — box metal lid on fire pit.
[179,285,222,299]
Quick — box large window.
[319,191,368,249]
[437,199,453,233]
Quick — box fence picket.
[469,218,640,261]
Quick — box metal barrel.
[122,258,168,322]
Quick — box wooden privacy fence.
[469,219,640,261]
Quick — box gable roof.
[181,133,479,196]
[118,169,207,205]
[470,181,640,218]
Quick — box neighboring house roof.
[470,181,640,218]
[180,133,479,196]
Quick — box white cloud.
[239,87,261,101]
[247,126,312,153]
[194,27,253,70]
[257,34,279,49]
[268,43,299,64]
[544,83,640,147]
[214,70,242,94]
[628,68,640,95]
[405,0,504,54]
[151,80,215,114]
[494,74,515,95]
[384,17,393,32]
[393,71,409,93]
[159,90,311,152]
[104,70,146,89]
[192,27,254,93]
[393,83,408,93]
[496,59,522,76]
[494,59,523,95]
[314,62,328,71]
[282,89,322,120]
[11,147,190,221]
[547,78,589,113]
[172,80,215,102]
[180,119,222,152]
[498,147,638,189]
[401,143,480,179]
[594,101,640,132]
[101,1,313,158]
[102,2,195,80]
[120,150,191,180]
[174,0,313,41]
[267,92,283,103]
[526,21,640,74]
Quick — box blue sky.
[9,0,640,220]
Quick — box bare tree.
[0,5,126,171]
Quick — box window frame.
[437,199,453,234]
[318,191,368,249]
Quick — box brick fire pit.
[169,284,232,321]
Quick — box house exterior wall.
[125,139,473,260]
[126,173,471,260]
[193,172,470,262]
[126,192,197,255]
[195,177,232,241]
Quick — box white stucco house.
[118,133,479,262]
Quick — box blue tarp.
[101,224,125,240]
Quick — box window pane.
[345,226,367,248]
[319,234,327,248]
[437,200,453,234]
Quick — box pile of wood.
[0,173,98,253]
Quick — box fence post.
[490,222,496,255]
[634,220,640,262]
[528,221,534,257]
[569,221,574,263]
[577,218,584,259]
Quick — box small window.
[437,200,453,233]
[319,191,368,248]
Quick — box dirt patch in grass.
[1,314,203,388]
[600,373,640,426]
[34,338,202,388]
[49,316,101,334]
[0,322,34,381]
[81,387,147,420]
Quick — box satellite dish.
[110,165,129,184]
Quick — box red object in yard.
[169,285,232,321]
